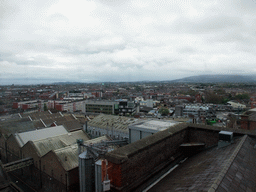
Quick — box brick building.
[105,123,256,191]
[39,136,110,191]
[4,126,68,162]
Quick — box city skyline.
[1,0,256,85]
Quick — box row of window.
[91,131,126,140]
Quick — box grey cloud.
[1,0,256,83]
[171,15,243,34]
[0,1,18,20]
[47,13,69,23]
[96,0,131,7]
[178,47,197,53]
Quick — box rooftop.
[49,135,111,171]
[129,120,179,133]
[88,114,141,132]
[21,111,62,120]
[0,118,45,135]
[147,135,256,192]
[14,125,68,147]
[29,130,90,157]
[106,123,256,164]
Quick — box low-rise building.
[128,119,179,143]
[5,125,68,162]
[85,114,140,139]
[118,100,138,116]
[85,100,119,115]
[40,136,110,191]
[240,108,256,130]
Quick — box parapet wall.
[188,127,219,148]
[105,123,255,191]
[106,123,188,191]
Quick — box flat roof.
[219,131,233,135]
[129,120,179,133]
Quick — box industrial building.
[0,111,84,137]
[118,100,139,116]
[227,101,247,109]
[1,109,256,192]
[4,125,69,162]
[84,100,119,115]
[84,100,138,116]
[105,123,256,192]
[0,161,23,192]
[85,114,140,139]
[128,119,179,143]
[182,104,210,117]
[39,135,111,191]
[240,108,256,130]
[12,100,45,111]
[0,110,112,191]
[55,100,85,113]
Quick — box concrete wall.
[129,129,153,143]
[86,125,128,140]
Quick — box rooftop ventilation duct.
[218,131,233,148]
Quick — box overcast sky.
[1,0,256,85]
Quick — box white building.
[128,120,179,143]
[85,114,140,140]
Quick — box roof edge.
[105,123,188,164]
[208,135,248,192]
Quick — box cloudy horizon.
[1,0,256,85]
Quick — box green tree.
[234,94,249,100]
[205,92,224,104]
[159,107,169,116]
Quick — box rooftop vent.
[219,131,233,142]
[218,131,233,148]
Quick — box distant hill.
[169,75,256,83]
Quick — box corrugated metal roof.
[0,118,44,135]
[32,138,66,157]
[61,120,82,131]
[88,114,141,133]
[42,115,75,125]
[15,125,68,147]
[53,135,110,171]
[58,130,90,146]
[21,111,50,118]
[31,130,90,157]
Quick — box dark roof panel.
[148,136,245,192]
